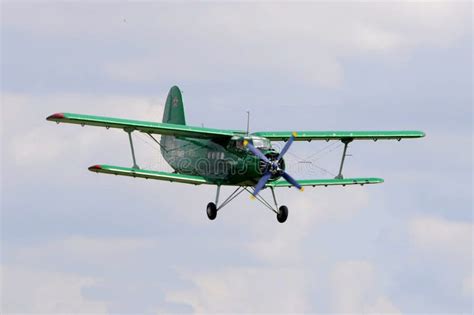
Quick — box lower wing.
[266,177,383,188]
[252,130,425,142]
[88,165,383,188]
[88,165,211,185]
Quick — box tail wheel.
[207,202,217,220]
[277,205,288,223]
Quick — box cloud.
[330,260,401,313]
[3,3,470,88]
[463,273,474,298]
[1,264,107,314]
[166,267,311,313]
[100,2,470,87]
[1,2,472,313]
[166,258,401,314]
[408,215,473,304]
[2,237,162,313]
[2,92,165,168]
[11,236,159,266]
[409,215,472,259]
[246,187,370,265]
[365,296,402,314]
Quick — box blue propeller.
[245,132,303,197]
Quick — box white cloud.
[1,2,471,313]
[408,215,473,305]
[1,264,107,314]
[2,237,161,313]
[247,187,370,265]
[330,260,400,314]
[463,273,474,298]
[12,236,159,266]
[409,215,472,259]
[365,296,402,314]
[330,260,374,312]
[2,92,165,168]
[3,3,470,88]
[166,267,311,313]
[102,2,470,87]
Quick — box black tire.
[206,202,217,220]
[277,205,288,223]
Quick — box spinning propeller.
[244,132,303,197]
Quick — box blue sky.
[1,2,472,313]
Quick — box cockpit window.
[252,138,271,149]
[229,137,271,151]
[235,140,245,150]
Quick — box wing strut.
[125,129,140,169]
[335,138,352,179]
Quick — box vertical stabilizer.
[162,86,186,125]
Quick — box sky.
[1,2,473,314]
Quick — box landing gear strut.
[271,187,288,223]
[206,185,246,221]
[206,185,289,223]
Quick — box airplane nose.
[258,152,285,178]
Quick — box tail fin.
[162,86,186,125]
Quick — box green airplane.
[47,86,425,223]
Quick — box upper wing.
[47,113,245,139]
[88,164,212,185]
[266,177,384,188]
[252,130,425,141]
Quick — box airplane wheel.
[277,205,288,223]
[206,202,217,220]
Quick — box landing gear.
[206,185,246,221]
[205,185,291,223]
[277,205,288,223]
[206,202,217,220]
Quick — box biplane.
[47,86,425,223]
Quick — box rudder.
[162,86,186,125]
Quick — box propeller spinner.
[244,132,303,197]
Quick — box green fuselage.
[161,135,283,186]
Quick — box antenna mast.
[246,110,250,135]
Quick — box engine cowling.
[259,151,285,179]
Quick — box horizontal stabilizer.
[266,177,384,188]
[88,164,211,185]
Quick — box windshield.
[229,137,272,151]
[252,138,271,150]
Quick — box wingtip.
[88,165,103,172]
[46,113,65,121]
